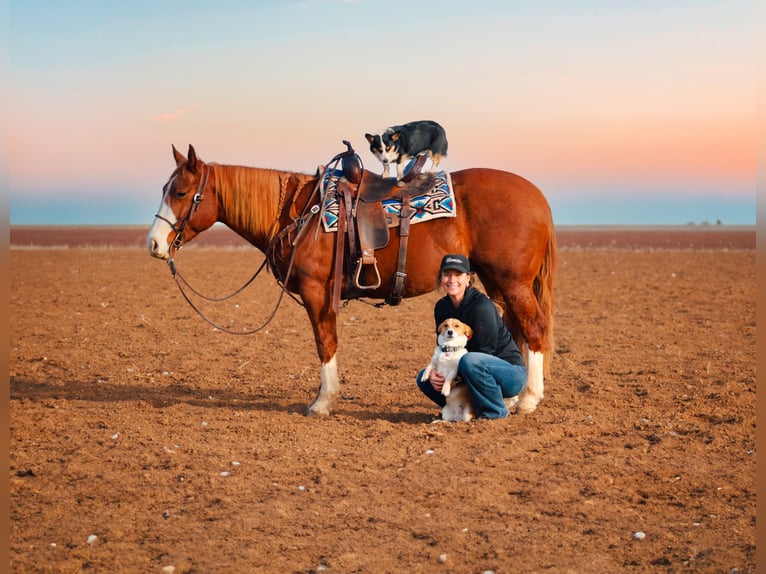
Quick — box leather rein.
[156,162,320,335]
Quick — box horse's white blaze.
[308,355,340,415]
[517,349,544,414]
[146,194,177,259]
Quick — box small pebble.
[220,471,229,477]
[50,543,57,548]
[87,535,98,545]
[231,461,241,466]
[438,553,447,563]
[425,449,435,455]
[633,531,646,540]
[162,566,176,574]
[201,421,208,427]
[163,510,170,519]
[111,433,119,440]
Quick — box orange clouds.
[152,104,202,123]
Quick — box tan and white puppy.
[421,318,475,422]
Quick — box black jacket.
[434,286,524,366]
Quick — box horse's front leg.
[301,290,340,416]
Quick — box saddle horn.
[340,140,363,185]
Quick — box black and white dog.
[365,120,448,181]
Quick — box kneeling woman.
[416,254,527,419]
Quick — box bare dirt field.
[10,226,756,573]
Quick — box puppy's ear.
[365,133,375,143]
[390,132,400,142]
[465,326,473,339]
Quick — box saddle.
[328,142,431,312]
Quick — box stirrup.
[353,251,382,290]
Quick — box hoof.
[504,396,520,410]
[307,398,334,416]
[306,404,331,416]
[515,398,538,415]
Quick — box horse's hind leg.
[519,347,545,414]
[501,282,548,414]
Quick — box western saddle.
[325,141,432,312]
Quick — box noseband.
[154,164,210,251]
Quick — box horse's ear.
[187,145,198,174]
[172,144,186,167]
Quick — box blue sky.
[8,0,757,226]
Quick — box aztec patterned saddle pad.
[321,170,456,232]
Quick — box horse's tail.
[534,221,557,377]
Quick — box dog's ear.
[365,133,375,143]
[465,325,473,339]
[390,132,400,142]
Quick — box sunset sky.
[9,0,757,226]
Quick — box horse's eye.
[175,191,188,199]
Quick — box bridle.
[154,163,210,252]
[153,160,318,335]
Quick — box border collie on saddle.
[365,120,448,182]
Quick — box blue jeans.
[416,352,527,419]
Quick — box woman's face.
[440,270,469,298]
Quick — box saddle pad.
[321,170,456,232]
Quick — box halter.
[154,163,210,251]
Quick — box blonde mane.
[210,163,290,240]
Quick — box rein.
[169,256,267,300]
[167,256,291,335]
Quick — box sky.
[7,0,758,226]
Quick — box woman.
[416,254,527,419]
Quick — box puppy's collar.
[440,345,464,353]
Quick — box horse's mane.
[210,163,291,240]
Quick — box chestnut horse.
[146,144,556,416]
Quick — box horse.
[146,144,556,417]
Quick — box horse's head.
[146,144,218,259]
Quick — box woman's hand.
[429,369,445,392]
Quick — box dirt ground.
[9,226,756,573]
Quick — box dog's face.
[365,131,400,164]
[436,318,472,349]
